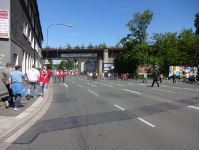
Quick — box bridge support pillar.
[78,60,85,72]
[103,49,108,63]
[98,59,102,73]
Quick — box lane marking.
[63,83,68,87]
[114,104,125,110]
[137,118,156,127]
[78,84,83,87]
[123,89,141,94]
[88,90,99,96]
[172,87,182,89]
[103,84,113,87]
[87,83,97,87]
[188,106,199,110]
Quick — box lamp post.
[46,23,73,69]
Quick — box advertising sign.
[103,63,113,71]
[0,10,9,38]
[138,65,152,75]
[60,53,97,58]
[169,66,197,77]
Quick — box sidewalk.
[0,82,51,142]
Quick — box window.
[28,31,31,43]
[31,37,34,48]
[23,19,28,36]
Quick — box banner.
[169,66,197,77]
[0,10,9,38]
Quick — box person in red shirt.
[38,68,49,99]
[62,71,67,82]
[47,69,51,81]
[57,70,62,83]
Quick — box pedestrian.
[38,68,49,99]
[26,65,40,100]
[62,71,67,82]
[2,62,14,107]
[173,72,176,83]
[143,72,147,83]
[152,71,159,87]
[102,72,104,80]
[179,73,182,83]
[57,70,62,82]
[9,65,28,110]
[185,72,189,83]
[135,73,138,80]
[160,74,163,83]
[53,70,57,82]
[47,69,51,81]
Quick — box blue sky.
[37,0,199,49]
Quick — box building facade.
[0,0,43,92]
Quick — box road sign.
[44,60,50,64]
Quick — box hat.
[43,66,47,69]
[6,62,12,66]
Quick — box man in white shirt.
[185,72,189,84]
[26,65,40,99]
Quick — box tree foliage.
[58,60,75,70]
[126,9,153,43]
[114,9,199,76]
[46,59,53,69]
[194,11,199,35]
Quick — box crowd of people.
[2,62,51,111]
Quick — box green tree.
[126,9,154,43]
[194,11,199,35]
[87,43,94,49]
[65,43,72,49]
[65,60,75,70]
[81,44,85,49]
[74,45,80,49]
[46,59,53,69]
[150,32,180,75]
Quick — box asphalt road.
[4,76,199,150]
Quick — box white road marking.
[114,104,125,110]
[172,87,182,89]
[63,83,68,87]
[87,83,97,87]
[159,89,165,91]
[137,118,156,127]
[188,106,199,110]
[152,88,173,93]
[161,85,169,87]
[72,82,75,83]
[15,113,29,119]
[88,90,99,96]
[123,89,141,94]
[103,84,113,87]
[78,84,83,87]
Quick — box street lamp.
[46,23,73,69]
[46,24,73,47]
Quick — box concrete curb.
[0,81,52,142]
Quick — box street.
[4,76,199,150]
